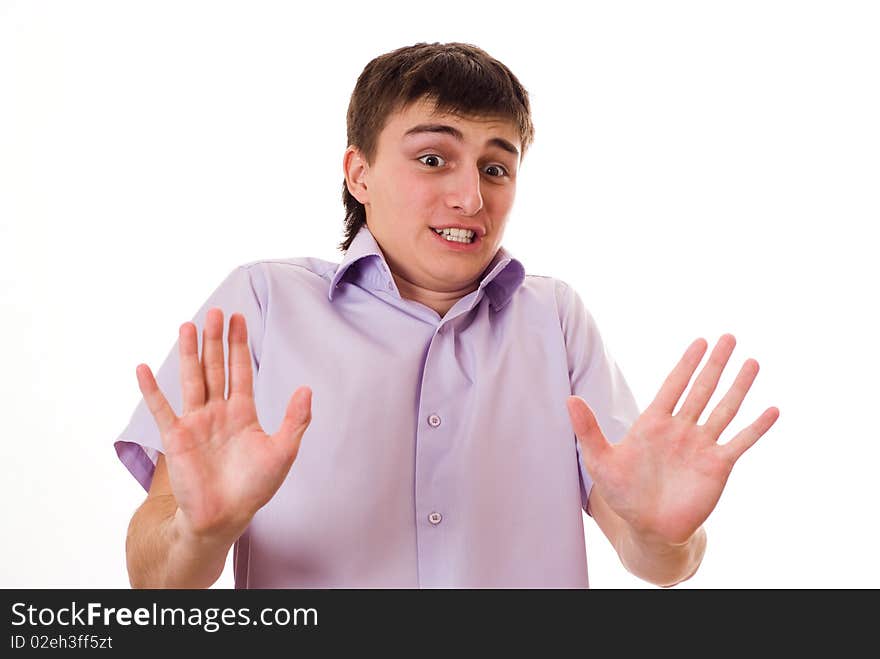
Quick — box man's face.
[346,97,521,299]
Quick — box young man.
[116,42,779,589]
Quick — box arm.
[587,486,706,588]
[126,455,236,589]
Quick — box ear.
[343,146,370,205]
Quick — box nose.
[446,166,484,216]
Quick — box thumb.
[566,395,610,470]
[273,386,312,460]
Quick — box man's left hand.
[567,334,780,546]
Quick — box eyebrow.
[403,123,520,158]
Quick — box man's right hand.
[136,307,312,545]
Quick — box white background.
[1,0,878,589]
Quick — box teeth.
[432,227,476,243]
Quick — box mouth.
[430,227,477,244]
[429,226,483,252]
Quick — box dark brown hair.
[339,42,535,252]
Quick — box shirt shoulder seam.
[237,258,337,279]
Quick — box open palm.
[136,308,312,539]
[567,334,779,545]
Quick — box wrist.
[171,507,246,553]
[626,524,701,553]
[159,509,243,588]
[620,525,707,588]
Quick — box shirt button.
[427,414,441,427]
[428,512,443,525]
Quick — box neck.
[391,272,477,318]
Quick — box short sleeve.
[113,264,266,492]
[555,279,641,515]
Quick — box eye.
[418,154,446,168]
[484,164,509,178]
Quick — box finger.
[272,387,313,464]
[676,334,737,423]
[702,358,760,440]
[566,396,611,470]
[178,321,205,415]
[720,407,781,464]
[201,308,227,402]
[136,363,178,438]
[227,313,254,398]
[647,338,708,415]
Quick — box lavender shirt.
[114,225,640,588]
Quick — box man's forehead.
[390,97,520,147]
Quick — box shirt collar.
[329,224,525,311]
